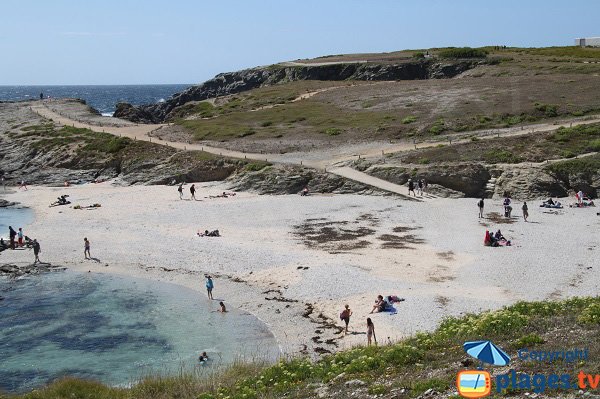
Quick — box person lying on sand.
[208,192,236,199]
[73,204,101,210]
[197,230,221,237]
[50,195,70,207]
[370,295,386,314]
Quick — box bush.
[412,52,425,59]
[578,303,600,324]
[438,47,488,59]
[514,333,545,347]
[402,115,417,124]
[323,127,342,136]
[245,163,269,172]
[534,103,559,117]
[260,121,273,127]
[484,149,521,163]
[428,119,446,135]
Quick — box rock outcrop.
[115,60,481,123]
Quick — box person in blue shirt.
[205,275,214,300]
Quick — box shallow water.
[0,207,34,241]
[0,271,279,393]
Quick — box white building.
[575,37,600,47]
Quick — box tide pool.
[0,271,279,393]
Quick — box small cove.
[0,270,279,393]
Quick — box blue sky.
[1,0,599,85]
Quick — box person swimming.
[198,351,209,362]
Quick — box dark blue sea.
[0,84,191,115]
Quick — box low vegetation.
[5,296,600,399]
[438,47,488,59]
[397,123,600,165]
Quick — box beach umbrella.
[463,340,510,366]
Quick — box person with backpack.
[340,304,352,335]
[478,198,485,218]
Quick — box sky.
[1,0,600,85]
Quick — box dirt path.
[30,103,600,197]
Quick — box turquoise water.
[0,271,279,393]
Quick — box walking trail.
[30,103,600,198]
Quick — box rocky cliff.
[114,60,481,123]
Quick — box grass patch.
[438,47,488,59]
[402,115,417,124]
[7,296,600,398]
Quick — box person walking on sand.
[32,239,41,264]
[17,228,24,247]
[178,183,184,200]
[367,318,377,346]
[340,304,352,335]
[417,179,423,196]
[522,202,529,222]
[205,275,214,300]
[19,180,27,190]
[190,184,196,200]
[408,179,416,196]
[84,237,91,259]
[478,198,485,219]
[8,226,17,249]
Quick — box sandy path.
[30,103,600,197]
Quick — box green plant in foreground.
[402,115,417,124]
[323,127,342,136]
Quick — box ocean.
[0,84,191,116]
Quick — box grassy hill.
[158,46,600,153]
[4,296,599,399]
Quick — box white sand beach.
[1,183,598,355]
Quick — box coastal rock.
[117,60,481,123]
[113,102,156,124]
[366,163,491,198]
[228,164,388,195]
[0,199,18,208]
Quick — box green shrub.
[438,47,488,59]
[412,52,425,59]
[323,127,342,136]
[514,333,545,347]
[260,121,273,127]
[245,163,268,172]
[534,103,559,117]
[578,303,600,324]
[438,309,529,338]
[428,119,446,135]
[484,149,521,163]
[368,384,388,395]
[588,139,600,151]
[402,115,417,124]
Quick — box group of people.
[3,226,41,262]
[407,178,427,197]
[198,275,225,362]
[572,190,595,208]
[339,304,376,345]
[484,229,511,247]
[478,196,529,222]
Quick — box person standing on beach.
[178,183,184,200]
[32,239,41,264]
[478,198,485,218]
[417,179,423,196]
[340,304,352,335]
[19,180,27,190]
[17,228,24,247]
[522,202,529,222]
[8,226,17,249]
[205,275,214,300]
[84,237,91,259]
[367,318,376,346]
[190,184,196,200]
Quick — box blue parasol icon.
[463,340,511,366]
